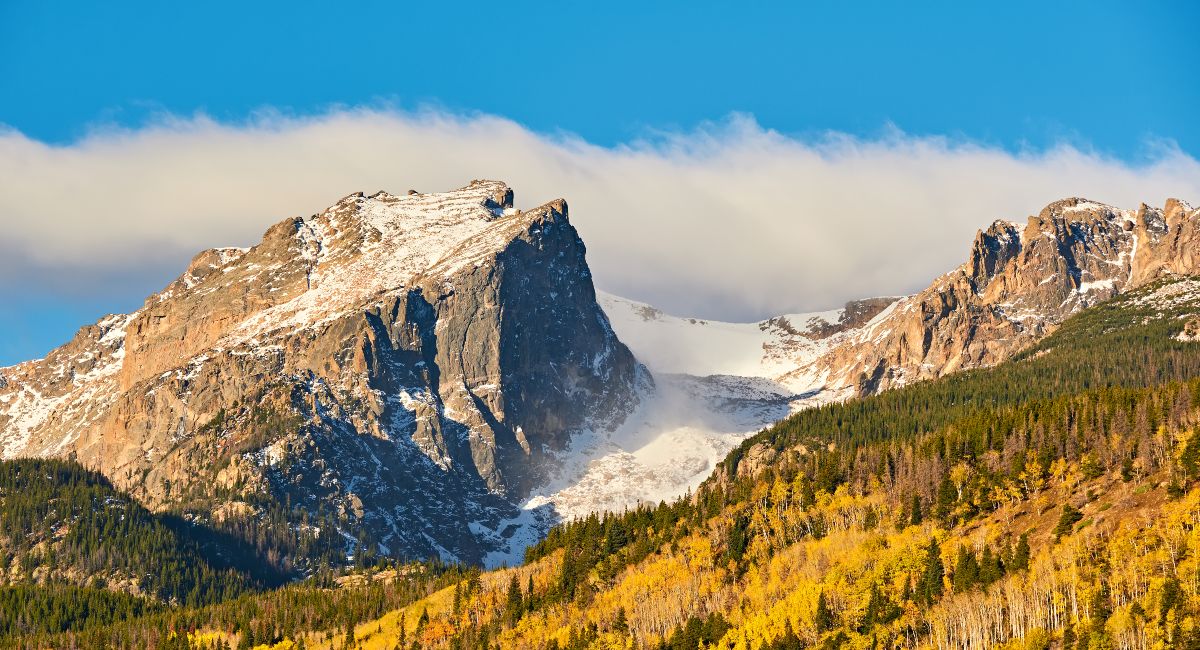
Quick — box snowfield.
[481,293,867,566]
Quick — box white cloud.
[1,109,1198,321]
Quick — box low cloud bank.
[2,109,1198,321]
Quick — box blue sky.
[4,1,1197,155]
[1,1,1198,365]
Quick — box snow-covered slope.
[598,291,899,395]
[483,371,802,566]
[480,293,902,564]
[597,293,836,378]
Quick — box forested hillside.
[0,459,284,619]
[10,276,1200,650]
[0,561,466,649]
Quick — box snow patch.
[1078,279,1116,293]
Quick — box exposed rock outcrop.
[794,197,1200,395]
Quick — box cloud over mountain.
[2,109,1198,321]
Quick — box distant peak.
[1037,197,1122,222]
[1165,198,1196,222]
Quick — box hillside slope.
[563,196,1200,558]
[0,458,280,606]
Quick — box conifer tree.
[916,539,944,605]
[1009,534,1031,571]
[505,574,523,626]
[1054,504,1084,539]
[612,608,628,634]
[814,591,833,632]
[952,546,980,592]
[1182,432,1200,481]
[935,477,957,522]
[978,544,1003,585]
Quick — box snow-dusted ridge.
[597,291,899,387]
[227,182,527,345]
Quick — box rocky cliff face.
[0,181,647,564]
[790,197,1200,395]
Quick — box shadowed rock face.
[0,181,646,564]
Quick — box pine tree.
[1054,504,1084,539]
[603,517,627,555]
[814,591,833,632]
[727,514,750,562]
[1183,432,1200,482]
[916,538,944,605]
[1010,534,1031,571]
[1090,582,1112,623]
[776,619,803,650]
[978,544,1003,585]
[861,584,883,631]
[505,574,523,626]
[952,546,979,592]
[935,477,957,522]
[612,607,628,634]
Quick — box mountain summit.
[808,196,1200,396]
[0,181,647,564]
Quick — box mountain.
[0,181,647,566]
[810,197,1200,395]
[2,188,1197,571]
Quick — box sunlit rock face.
[798,197,1200,395]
